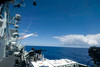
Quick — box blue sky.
[10,0,100,47]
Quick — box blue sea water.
[25,46,93,67]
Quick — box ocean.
[25,46,93,67]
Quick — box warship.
[0,0,100,67]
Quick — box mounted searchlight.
[15,14,21,19]
[33,0,37,6]
[14,25,19,28]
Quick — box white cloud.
[53,34,100,47]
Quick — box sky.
[9,0,100,48]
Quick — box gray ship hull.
[0,39,6,61]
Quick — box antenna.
[13,0,37,8]
[14,0,24,8]
[0,0,37,6]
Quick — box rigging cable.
[87,59,92,67]
[24,22,32,33]
[18,22,32,45]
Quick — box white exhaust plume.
[19,33,38,40]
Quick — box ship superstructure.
[0,1,26,66]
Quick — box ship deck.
[0,55,18,67]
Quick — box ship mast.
[0,2,10,57]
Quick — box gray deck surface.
[0,55,18,67]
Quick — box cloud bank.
[53,34,100,47]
